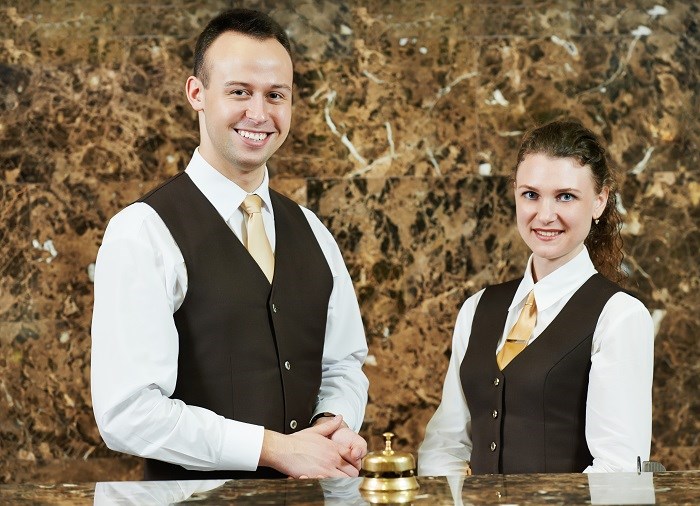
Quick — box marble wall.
[0,0,697,482]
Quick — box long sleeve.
[300,208,369,432]
[90,203,264,471]
[417,291,485,476]
[584,292,654,472]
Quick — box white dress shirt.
[418,247,653,475]
[91,149,369,472]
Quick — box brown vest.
[139,173,333,480]
[460,274,623,474]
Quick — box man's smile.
[236,129,270,142]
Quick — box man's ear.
[185,76,205,112]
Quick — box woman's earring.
[594,218,600,225]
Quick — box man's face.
[191,32,293,180]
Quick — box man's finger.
[350,444,366,461]
[311,415,343,437]
[337,459,360,477]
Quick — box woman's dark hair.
[194,9,292,88]
[514,119,624,282]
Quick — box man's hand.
[313,415,367,471]
[259,415,360,479]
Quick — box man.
[91,9,369,480]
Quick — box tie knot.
[524,291,537,319]
[525,290,535,306]
[242,194,263,216]
[524,290,537,312]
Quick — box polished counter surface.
[0,471,698,505]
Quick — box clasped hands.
[259,414,367,479]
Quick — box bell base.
[360,487,418,505]
[360,476,419,492]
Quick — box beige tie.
[241,194,274,283]
[496,291,537,370]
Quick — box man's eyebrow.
[223,81,292,91]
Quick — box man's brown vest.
[461,274,623,474]
[139,173,333,480]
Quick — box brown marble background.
[0,0,697,483]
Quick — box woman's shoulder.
[598,289,654,341]
[456,287,486,320]
[592,274,650,312]
[595,290,654,349]
[457,276,523,318]
[605,289,651,315]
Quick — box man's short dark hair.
[194,8,292,87]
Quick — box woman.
[418,120,653,475]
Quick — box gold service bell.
[360,432,419,503]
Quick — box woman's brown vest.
[461,274,622,474]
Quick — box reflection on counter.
[93,477,366,505]
[1,472,697,505]
[587,472,655,505]
[94,480,228,504]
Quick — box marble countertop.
[0,471,697,505]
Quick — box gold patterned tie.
[496,291,537,370]
[241,194,274,283]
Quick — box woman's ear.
[593,186,610,220]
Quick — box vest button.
[490,441,497,451]
[493,378,500,386]
[284,361,291,370]
[492,410,498,419]
[272,304,278,313]
[290,419,298,430]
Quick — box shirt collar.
[511,247,597,312]
[184,148,272,221]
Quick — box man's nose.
[245,95,268,123]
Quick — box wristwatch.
[310,412,336,424]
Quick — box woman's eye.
[523,191,538,200]
[559,193,574,202]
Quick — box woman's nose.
[536,200,557,224]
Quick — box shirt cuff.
[217,420,265,471]
[313,399,359,432]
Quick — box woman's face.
[515,153,609,281]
